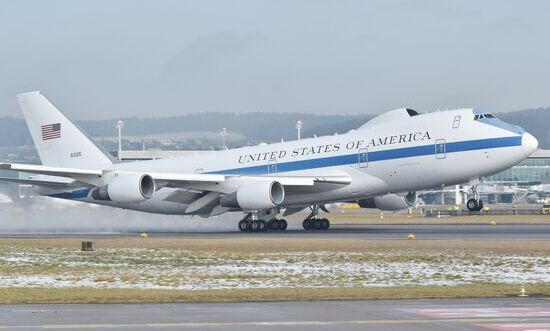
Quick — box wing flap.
[0,163,102,177]
[151,172,226,183]
[233,175,351,186]
[0,176,78,187]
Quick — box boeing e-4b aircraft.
[0,92,539,231]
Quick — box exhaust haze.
[0,196,241,233]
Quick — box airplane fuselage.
[50,108,536,215]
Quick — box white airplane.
[0,91,539,231]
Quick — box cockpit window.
[474,113,496,120]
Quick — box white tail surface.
[17,91,113,169]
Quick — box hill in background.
[0,108,547,149]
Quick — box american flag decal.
[41,123,61,140]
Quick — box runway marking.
[0,318,547,329]
[9,306,256,312]
[478,323,550,331]
[404,308,550,318]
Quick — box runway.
[1,298,549,330]
[2,223,548,240]
[187,223,550,240]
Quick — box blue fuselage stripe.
[209,136,522,175]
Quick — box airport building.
[421,149,550,205]
[485,149,550,185]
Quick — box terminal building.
[485,149,550,185]
[422,149,550,205]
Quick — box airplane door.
[267,158,277,174]
[358,148,368,168]
[435,139,446,159]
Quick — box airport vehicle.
[0,92,539,231]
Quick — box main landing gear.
[466,184,484,212]
[302,205,330,231]
[238,213,288,232]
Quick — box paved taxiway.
[1,298,549,330]
[3,223,547,240]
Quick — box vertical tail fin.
[17,91,114,169]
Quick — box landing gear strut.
[302,205,330,231]
[238,212,287,232]
[466,183,484,212]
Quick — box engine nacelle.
[357,191,417,211]
[220,181,285,210]
[92,174,155,203]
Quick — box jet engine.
[92,174,155,203]
[357,191,417,211]
[220,180,285,210]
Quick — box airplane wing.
[0,163,351,191]
[0,162,352,217]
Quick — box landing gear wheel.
[238,219,249,232]
[320,218,330,230]
[258,220,267,232]
[250,220,260,232]
[303,219,312,230]
[313,219,322,230]
[279,219,288,231]
[268,219,280,231]
[466,198,478,212]
[466,180,485,212]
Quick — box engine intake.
[220,181,285,210]
[92,174,155,203]
[357,191,417,211]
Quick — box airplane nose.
[522,132,538,156]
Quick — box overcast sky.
[0,0,549,119]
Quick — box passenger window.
[485,114,495,118]
[452,115,461,128]
[474,115,479,120]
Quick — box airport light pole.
[220,128,227,150]
[116,120,124,161]
[296,120,303,140]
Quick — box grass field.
[0,237,548,303]
[1,284,549,304]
